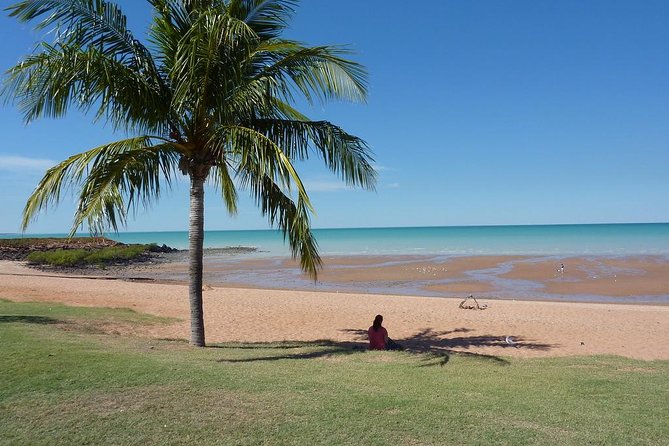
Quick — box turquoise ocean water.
[7,223,669,257]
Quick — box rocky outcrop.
[147,243,179,254]
[0,237,121,261]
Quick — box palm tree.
[3,0,375,347]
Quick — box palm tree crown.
[4,0,376,346]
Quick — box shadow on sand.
[215,327,555,366]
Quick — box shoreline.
[105,253,669,305]
[6,251,669,305]
[1,259,668,360]
[3,267,667,307]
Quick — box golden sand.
[1,259,667,360]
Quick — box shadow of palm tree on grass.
[214,327,554,365]
[215,340,366,363]
[0,315,60,325]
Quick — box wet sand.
[1,258,668,360]
[503,256,669,297]
[124,254,669,304]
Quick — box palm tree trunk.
[188,172,206,347]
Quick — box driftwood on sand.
[459,294,488,310]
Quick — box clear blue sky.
[1,0,667,234]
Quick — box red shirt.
[368,326,388,350]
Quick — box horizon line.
[3,221,669,236]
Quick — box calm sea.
[8,223,669,258]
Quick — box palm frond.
[22,149,98,231]
[148,0,222,75]
[248,118,377,190]
[218,125,314,207]
[269,97,308,121]
[254,41,368,104]
[148,0,186,77]
[22,136,180,234]
[208,75,273,125]
[170,9,258,119]
[3,42,170,133]
[6,0,167,120]
[8,0,148,62]
[74,141,180,234]
[209,160,239,216]
[227,0,296,39]
[238,167,321,279]
[222,122,320,277]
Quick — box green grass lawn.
[1,299,667,445]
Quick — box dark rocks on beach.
[0,238,258,280]
[0,248,30,261]
[0,238,180,269]
[0,237,119,261]
[148,243,179,254]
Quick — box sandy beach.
[2,258,668,361]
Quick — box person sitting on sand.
[368,315,404,351]
[368,314,388,350]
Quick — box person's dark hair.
[372,314,383,331]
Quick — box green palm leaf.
[22,137,180,234]
[4,43,170,133]
[248,119,376,189]
[8,0,150,62]
[255,41,368,104]
[227,0,296,39]
[238,165,321,279]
